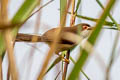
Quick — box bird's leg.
[62,58,70,64]
[57,51,70,64]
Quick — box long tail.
[16,33,48,42]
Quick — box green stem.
[96,0,119,28]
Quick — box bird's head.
[75,23,93,38]
[75,23,92,30]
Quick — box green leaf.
[68,0,116,80]
[0,33,5,57]
[0,0,39,58]
[70,56,90,80]
[11,0,39,37]
[96,0,119,28]
[75,0,81,13]
[76,14,115,26]
[45,56,62,75]
[67,11,115,26]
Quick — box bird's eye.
[83,26,88,30]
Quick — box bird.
[16,23,93,54]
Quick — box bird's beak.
[88,27,94,30]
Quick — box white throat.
[80,30,91,39]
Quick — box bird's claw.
[62,58,69,64]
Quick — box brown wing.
[42,27,78,43]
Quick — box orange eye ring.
[83,26,88,30]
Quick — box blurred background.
[2,0,120,80]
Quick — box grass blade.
[96,0,119,28]
[68,0,116,80]
[75,0,81,13]
[0,0,39,58]
[70,56,90,80]
[45,56,62,75]
[11,0,40,37]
